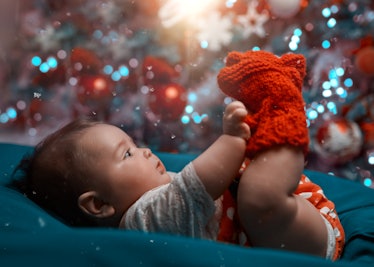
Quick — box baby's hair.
[9,118,102,226]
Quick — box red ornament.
[10,99,45,128]
[32,64,67,88]
[77,75,113,103]
[142,56,179,84]
[315,118,363,165]
[148,83,187,121]
[355,46,374,76]
[73,75,113,120]
[352,36,374,76]
[70,47,102,75]
[352,35,374,53]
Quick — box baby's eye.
[123,149,132,159]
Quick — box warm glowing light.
[179,0,216,14]
[93,78,107,92]
[159,0,218,27]
[165,86,179,99]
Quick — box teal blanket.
[1,143,373,266]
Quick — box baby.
[11,100,343,260]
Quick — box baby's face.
[80,124,171,215]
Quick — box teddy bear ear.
[225,51,244,66]
[280,53,306,78]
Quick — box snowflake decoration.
[195,12,233,52]
[237,1,269,39]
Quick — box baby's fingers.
[225,101,248,120]
[240,122,251,141]
[225,101,246,113]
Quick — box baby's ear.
[78,191,115,218]
[280,53,306,79]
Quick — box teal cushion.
[1,143,373,266]
[304,170,374,265]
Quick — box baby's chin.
[160,171,172,184]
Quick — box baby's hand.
[223,101,251,140]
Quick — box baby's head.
[12,119,170,227]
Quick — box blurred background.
[0,0,373,188]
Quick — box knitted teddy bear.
[217,50,309,158]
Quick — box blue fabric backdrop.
[1,143,373,266]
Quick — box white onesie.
[119,163,222,240]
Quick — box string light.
[363,178,372,187]
[31,56,42,67]
[289,28,303,51]
[188,92,198,103]
[368,153,374,165]
[181,115,190,124]
[185,105,194,114]
[344,78,353,87]
[103,65,130,81]
[327,18,337,28]
[31,55,59,73]
[322,40,331,49]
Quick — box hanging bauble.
[76,74,113,103]
[148,83,187,121]
[32,64,67,88]
[314,118,363,165]
[354,46,374,76]
[70,47,102,75]
[267,0,302,19]
[74,74,113,120]
[142,56,179,84]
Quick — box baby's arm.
[192,101,250,200]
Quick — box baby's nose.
[143,148,152,159]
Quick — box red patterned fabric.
[217,175,345,261]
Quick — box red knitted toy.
[217,50,309,158]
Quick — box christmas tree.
[0,0,373,188]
